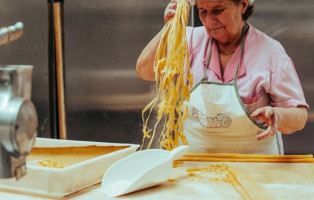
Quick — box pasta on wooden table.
[141,0,193,150]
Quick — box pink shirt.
[186,24,309,111]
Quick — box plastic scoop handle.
[169,145,189,161]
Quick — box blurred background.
[0,0,312,154]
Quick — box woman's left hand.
[250,106,282,140]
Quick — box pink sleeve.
[186,26,196,64]
[186,26,209,68]
[269,56,309,108]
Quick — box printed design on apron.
[192,107,232,128]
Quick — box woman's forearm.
[276,107,308,134]
[136,30,162,81]
[136,1,181,81]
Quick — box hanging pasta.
[141,0,193,150]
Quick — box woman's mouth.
[211,26,224,31]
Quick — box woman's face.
[197,0,248,44]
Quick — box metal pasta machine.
[0,22,38,180]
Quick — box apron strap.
[203,39,213,81]
[234,23,248,84]
[205,38,213,70]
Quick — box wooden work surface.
[1,161,313,200]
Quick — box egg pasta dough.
[141,0,193,150]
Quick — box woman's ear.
[241,0,249,14]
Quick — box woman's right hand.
[164,0,177,24]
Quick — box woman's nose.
[203,14,217,27]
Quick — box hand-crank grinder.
[0,22,38,180]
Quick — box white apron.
[184,25,282,154]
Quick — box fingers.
[251,107,267,123]
[250,108,263,118]
[168,1,177,10]
[256,127,271,140]
[256,126,277,140]
[164,1,177,24]
[251,106,272,118]
[252,106,279,141]
[251,106,274,126]
[263,107,274,124]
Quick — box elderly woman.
[136,0,308,154]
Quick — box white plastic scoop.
[101,145,189,197]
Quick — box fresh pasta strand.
[175,153,314,163]
[141,0,193,150]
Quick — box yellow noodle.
[141,0,193,150]
[177,153,314,163]
[177,157,314,163]
[185,164,274,200]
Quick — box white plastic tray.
[0,138,139,197]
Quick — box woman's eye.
[199,10,207,15]
[212,9,224,14]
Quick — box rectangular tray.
[0,138,139,197]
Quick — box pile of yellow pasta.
[36,160,69,168]
[141,0,193,150]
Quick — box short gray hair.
[231,0,254,20]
